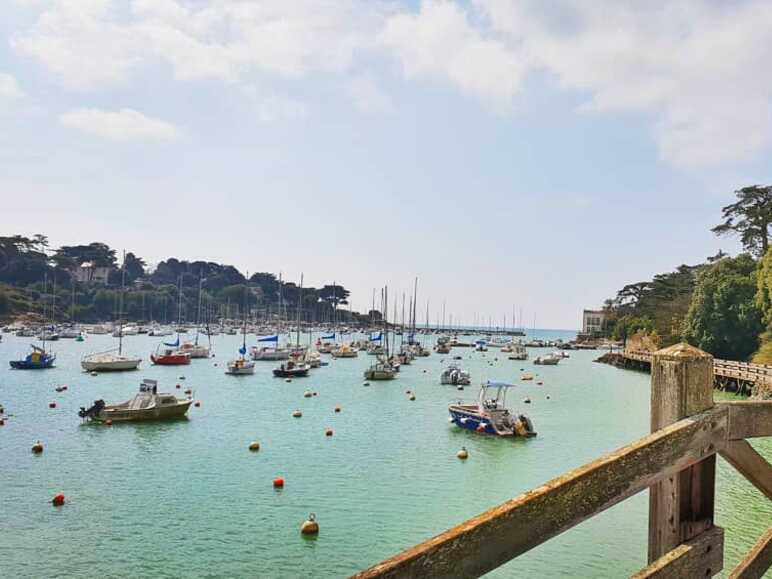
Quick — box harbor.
[1,328,769,578]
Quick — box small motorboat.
[363,357,397,380]
[9,344,56,369]
[474,340,488,352]
[507,342,528,360]
[441,364,471,386]
[331,344,358,358]
[150,346,191,366]
[78,379,192,422]
[448,381,536,437]
[273,360,310,378]
[534,354,561,366]
[225,357,255,375]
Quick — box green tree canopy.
[712,185,772,257]
[684,254,763,360]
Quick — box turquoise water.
[1,332,769,578]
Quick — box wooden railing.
[353,343,772,578]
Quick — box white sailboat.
[226,282,255,375]
[81,253,141,372]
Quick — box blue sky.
[1,1,769,329]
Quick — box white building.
[71,261,112,284]
[582,309,606,336]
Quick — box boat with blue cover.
[10,344,56,369]
[448,381,536,437]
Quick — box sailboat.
[11,274,56,369]
[274,274,310,377]
[179,275,210,359]
[82,254,142,372]
[364,287,397,381]
[151,276,191,366]
[226,282,255,375]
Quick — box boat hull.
[151,353,191,365]
[448,405,536,437]
[93,401,193,422]
[81,358,141,372]
[10,358,55,370]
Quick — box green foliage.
[712,185,772,257]
[605,262,706,346]
[684,254,763,360]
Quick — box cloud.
[13,0,388,86]
[346,75,393,114]
[12,0,772,169]
[380,0,526,112]
[59,108,179,141]
[0,73,25,98]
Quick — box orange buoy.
[476,424,486,433]
[194,401,201,407]
[105,419,113,426]
[325,428,334,437]
[273,477,285,488]
[249,441,260,452]
[32,441,44,454]
[49,402,56,409]
[301,513,319,535]
[52,493,65,507]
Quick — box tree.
[123,253,146,283]
[684,254,763,360]
[712,185,772,257]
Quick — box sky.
[1,0,770,329]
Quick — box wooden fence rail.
[353,344,772,578]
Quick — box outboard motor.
[78,399,106,420]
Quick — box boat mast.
[412,277,418,340]
[194,273,203,346]
[296,273,303,348]
[241,273,248,360]
[41,271,47,352]
[118,251,126,356]
[176,275,183,343]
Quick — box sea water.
[0,331,769,578]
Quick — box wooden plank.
[729,527,772,579]
[719,440,772,500]
[720,401,772,439]
[648,343,716,563]
[632,526,724,579]
[352,406,728,579]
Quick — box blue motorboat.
[448,381,536,437]
[10,344,56,370]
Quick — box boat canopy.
[257,335,278,343]
[370,332,382,342]
[164,337,180,347]
[485,381,517,388]
[321,333,335,340]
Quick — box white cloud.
[380,0,526,112]
[346,75,393,114]
[0,73,25,98]
[59,108,179,141]
[11,0,772,169]
[13,0,388,86]
[474,0,772,168]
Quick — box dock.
[596,349,772,398]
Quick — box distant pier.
[596,350,772,397]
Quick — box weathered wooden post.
[648,343,723,572]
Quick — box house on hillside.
[71,261,111,284]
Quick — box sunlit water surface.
[1,331,769,578]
